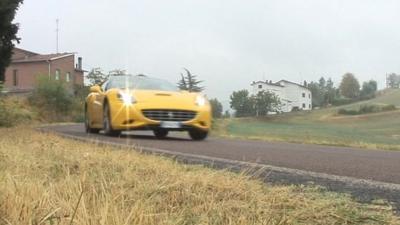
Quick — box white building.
[251,80,312,112]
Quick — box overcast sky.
[14,0,400,106]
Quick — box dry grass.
[0,128,399,225]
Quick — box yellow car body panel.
[86,88,211,132]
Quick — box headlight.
[195,95,206,106]
[117,92,136,105]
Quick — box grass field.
[214,89,400,150]
[0,128,399,224]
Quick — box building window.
[12,69,18,86]
[258,84,262,89]
[66,72,71,82]
[302,93,305,98]
[309,93,311,98]
[309,104,311,109]
[302,103,306,108]
[55,69,60,80]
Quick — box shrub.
[332,97,355,106]
[0,100,14,127]
[73,84,89,100]
[337,108,359,115]
[29,76,73,115]
[359,105,380,114]
[291,107,301,112]
[337,104,397,116]
[382,104,396,111]
[0,98,33,127]
[70,85,89,122]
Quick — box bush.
[291,107,301,112]
[337,104,397,116]
[0,98,33,127]
[337,108,359,115]
[382,104,396,111]
[29,76,73,115]
[0,100,14,127]
[359,105,380,114]
[332,97,355,106]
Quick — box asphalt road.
[47,123,400,184]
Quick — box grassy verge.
[0,128,399,224]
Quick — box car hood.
[132,89,192,101]
[107,89,209,110]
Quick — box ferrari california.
[84,74,211,140]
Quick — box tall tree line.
[309,73,377,107]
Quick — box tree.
[86,68,128,86]
[177,68,204,92]
[223,110,231,118]
[307,77,339,107]
[318,77,326,89]
[209,98,223,118]
[252,91,280,116]
[387,73,400,88]
[308,81,324,107]
[324,78,336,105]
[177,74,188,91]
[230,89,253,117]
[339,73,360,99]
[0,0,23,83]
[360,80,377,99]
[86,68,108,85]
[108,69,127,76]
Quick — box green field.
[215,89,400,150]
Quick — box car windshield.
[107,75,178,92]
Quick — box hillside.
[215,89,400,150]
[360,88,400,106]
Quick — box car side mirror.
[90,85,101,93]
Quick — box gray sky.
[15,0,400,106]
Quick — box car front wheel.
[85,106,100,134]
[188,130,208,141]
[103,102,121,137]
[153,129,169,139]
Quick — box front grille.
[142,109,197,122]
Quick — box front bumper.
[109,102,211,131]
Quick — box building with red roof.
[3,47,85,93]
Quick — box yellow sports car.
[85,74,211,140]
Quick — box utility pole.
[56,19,59,53]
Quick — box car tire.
[85,106,100,134]
[153,129,169,139]
[103,102,121,137]
[188,130,208,141]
